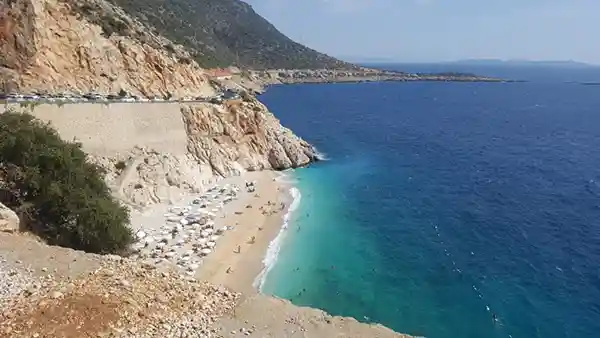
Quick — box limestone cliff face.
[15,99,322,209]
[182,98,318,176]
[0,0,216,97]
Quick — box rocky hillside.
[182,99,317,174]
[101,0,352,69]
[4,98,319,208]
[0,0,217,96]
[100,99,319,208]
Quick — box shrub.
[0,111,132,253]
[115,160,127,170]
[240,90,253,102]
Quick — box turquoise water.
[258,70,600,338]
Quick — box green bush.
[0,111,132,254]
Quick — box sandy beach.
[127,169,291,297]
[195,171,290,296]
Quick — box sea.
[256,64,600,338]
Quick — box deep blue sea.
[258,65,600,338]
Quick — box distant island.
[447,59,598,68]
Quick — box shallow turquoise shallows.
[257,65,600,338]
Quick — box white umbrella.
[200,248,212,255]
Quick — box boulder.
[0,202,19,233]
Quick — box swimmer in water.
[492,313,498,323]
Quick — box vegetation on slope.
[0,111,132,254]
[99,0,352,69]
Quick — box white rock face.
[181,100,318,177]
[0,203,19,233]
[84,100,318,211]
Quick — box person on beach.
[234,245,241,253]
[249,236,255,244]
[226,267,232,274]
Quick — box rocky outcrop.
[249,68,503,88]
[4,99,319,209]
[0,0,216,97]
[182,99,318,176]
[0,202,19,232]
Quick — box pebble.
[50,291,63,299]
[0,264,34,306]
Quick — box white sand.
[128,171,288,295]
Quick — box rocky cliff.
[0,0,216,97]
[182,99,317,175]
[106,99,318,208]
[4,99,319,208]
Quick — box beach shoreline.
[190,170,294,296]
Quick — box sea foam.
[253,184,302,291]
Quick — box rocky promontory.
[182,99,318,175]
[249,68,503,89]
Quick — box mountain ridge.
[100,0,353,69]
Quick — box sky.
[243,0,600,64]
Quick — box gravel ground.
[0,258,34,309]
[1,256,239,338]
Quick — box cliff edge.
[182,99,317,175]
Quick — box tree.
[118,88,128,97]
[0,111,133,254]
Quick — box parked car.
[210,97,223,104]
